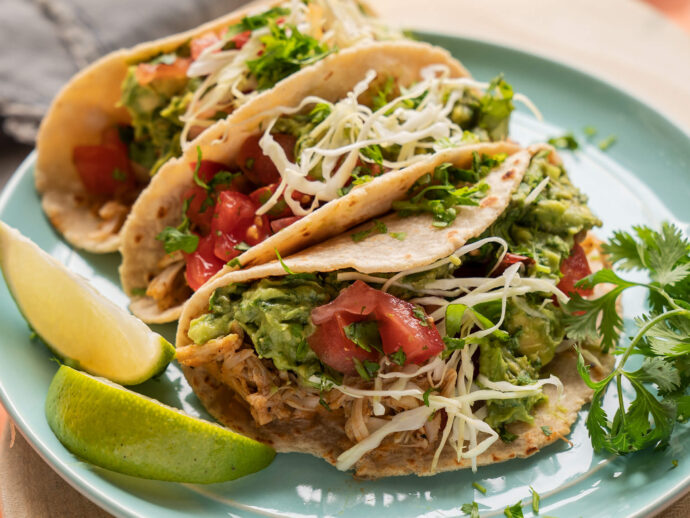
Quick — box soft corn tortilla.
[34,0,410,253]
[119,42,475,323]
[177,233,613,478]
[174,146,615,478]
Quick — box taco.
[35,0,407,253]
[175,144,610,478]
[119,45,530,323]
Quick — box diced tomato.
[310,281,445,374]
[557,243,593,297]
[249,184,293,219]
[182,185,214,234]
[307,312,380,375]
[135,57,191,85]
[73,133,134,197]
[191,32,221,60]
[270,216,301,233]
[183,234,225,291]
[229,30,252,49]
[492,253,534,276]
[211,191,269,261]
[237,133,296,186]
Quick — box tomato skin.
[189,160,229,183]
[135,58,191,85]
[183,234,225,291]
[249,184,292,219]
[229,30,252,49]
[237,133,296,186]
[557,243,593,297]
[307,313,379,375]
[73,128,134,196]
[270,216,301,233]
[190,32,221,60]
[211,191,269,261]
[492,252,534,276]
[310,281,445,373]
[182,186,214,234]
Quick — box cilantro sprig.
[565,222,690,455]
[155,197,198,254]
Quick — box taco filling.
[69,0,402,220]
[144,66,524,310]
[177,148,602,474]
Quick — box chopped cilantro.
[461,501,480,518]
[275,248,294,274]
[547,132,579,151]
[351,219,388,242]
[390,348,406,366]
[393,154,501,227]
[228,6,290,35]
[530,487,540,513]
[352,357,380,381]
[441,336,465,359]
[361,144,384,166]
[499,427,517,443]
[155,198,199,254]
[503,501,524,518]
[234,242,251,252]
[597,134,617,151]
[389,231,406,241]
[247,22,332,90]
[413,305,429,327]
[372,76,396,111]
[130,287,147,296]
[422,387,439,406]
[344,320,382,353]
[583,125,598,138]
[472,481,487,494]
[541,425,552,437]
[226,258,241,268]
[478,75,515,141]
[111,168,128,182]
[672,459,679,469]
[319,395,332,412]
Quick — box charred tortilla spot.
[134,234,142,244]
[525,446,538,455]
[502,169,516,180]
[324,70,334,81]
[481,195,498,208]
[157,206,168,219]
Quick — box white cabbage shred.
[327,240,568,472]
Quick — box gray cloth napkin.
[0,0,249,144]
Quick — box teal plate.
[1,32,689,518]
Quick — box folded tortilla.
[34,0,409,253]
[175,144,613,478]
[119,41,476,323]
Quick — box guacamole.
[120,56,200,175]
[484,149,601,280]
[189,275,342,381]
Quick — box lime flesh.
[46,366,276,483]
[0,221,174,384]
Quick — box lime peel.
[46,366,276,483]
[0,221,174,384]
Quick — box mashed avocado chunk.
[485,149,601,280]
[120,54,200,174]
[476,296,566,432]
[188,275,342,382]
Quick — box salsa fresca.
[71,1,400,210]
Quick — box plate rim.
[1,31,689,518]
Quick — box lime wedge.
[0,221,174,385]
[46,366,275,482]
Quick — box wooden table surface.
[1,1,689,517]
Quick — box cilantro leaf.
[247,22,332,90]
[530,487,540,513]
[230,6,290,34]
[344,320,382,353]
[548,132,579,151]
[423,387,439,406]
[350,220,388,242]
[503,501,524,518]
[541,425,552,437]
[461,502,480,518]
[390,348,406,366]
[155,197,199,254]
[598,135,617,150]
[472,481,487,494]
[352,357,380,381]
